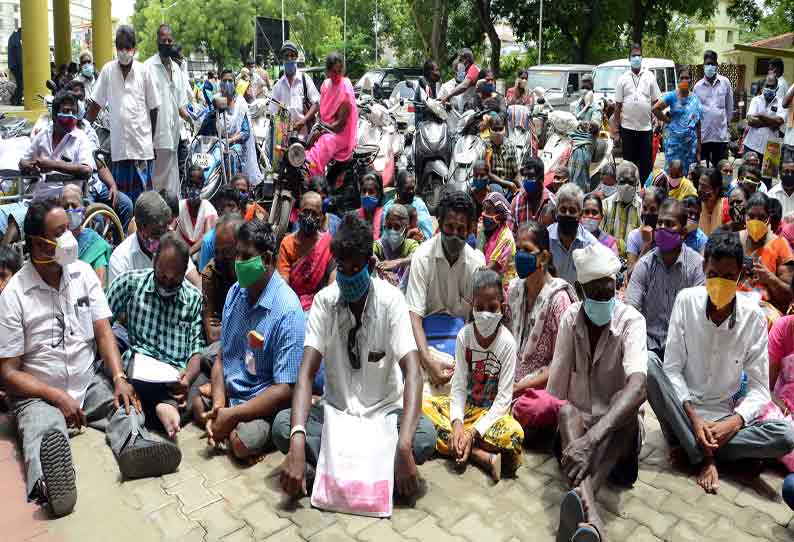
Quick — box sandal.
[556,489,585,542]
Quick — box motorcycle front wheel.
[423,174,444,216]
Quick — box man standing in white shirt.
[0,198,181,518]
[744,74,785,161]
[18,91,94,181]
[145,24,191,197]
[770,58,789,102]
[74,52,97,98]
[612,43,661,184]
[406,190,486,387]
[270,41,319,137]
[648,230,794,495]
[693,50,734,167]
[85,25,160,204]
[275,214,436,498]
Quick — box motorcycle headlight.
[287,142,306,168]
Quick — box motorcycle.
[507,104,537,163]
[248,96,272,173]
[447,108,486,195]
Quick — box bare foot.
[697,458,719,494]
[578,488,605,539]
[490,453,502,482]
[156,403,181,438]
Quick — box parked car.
[354,68,423,99]
[592,58,677,104]
[526,64,595,108]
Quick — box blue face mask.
[630,55,642,70]
[238,191,249,202]
[336,265,371,303]
[285,60,297,77]
[221,81,235,97]
[584,296,615,327]
[522,177,538,195]
[322,197,331,214]
[515,250,537,279]
[187,188,201,201]
[764,88,776,101]
[704,64,717,78]
[483,216,497,231]
[482,83,495,94]
[361,195,379,213]
[472,177,488,191]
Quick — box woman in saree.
[505,220,577,433]
[476,191,516,292]
[276,191,335,312]
[62,184,112,288]
[653,68,703,174]
[373,203,419,292]
[306,52,358,177]
[569,75,602,191]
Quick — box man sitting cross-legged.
[647,229,794,494]
[193,219,306,460]
[106,233,205,438]
[0,198,180,518]
[547,241,649,542]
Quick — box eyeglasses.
[51,308,65,349]
[347,323,361,370]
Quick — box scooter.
[248,96,272,173]
[357,98,402,188]
[507,104,536,163]
[412,98,451,213]
[447,108,486,195]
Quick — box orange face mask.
[746,219,768,242]
[706,277,737,309]
[678,80,690,92]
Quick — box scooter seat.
[353,144,379,159]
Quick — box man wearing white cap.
[547,241,649,542]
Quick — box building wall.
[724,50,794,95]
[690,0,740,63]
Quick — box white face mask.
[117,49,134,66]
[36,230,78,267]
[473,311,502,338]
[617,184,636,203]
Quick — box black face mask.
[643,214,658,228]
[782,173,794,188]
[557,215,579,236]
[399,190,415,204]
[158,43,175,59]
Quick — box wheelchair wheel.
[83,203,125,247]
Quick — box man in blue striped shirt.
[195,220,305,460]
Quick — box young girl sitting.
[422,269,524,481]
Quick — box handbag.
[311,404,398,517]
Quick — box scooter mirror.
[213,94,228,111]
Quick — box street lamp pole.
[374,0,378,64]
[538,0,543,65]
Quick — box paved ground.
[1,403,794,542]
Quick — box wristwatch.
[113,373,128,384]
[290,424,307,439]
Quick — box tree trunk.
[410,0,449,65]
[631,0,645,46]
[474,0,501,76]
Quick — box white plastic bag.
[311,404,398,517]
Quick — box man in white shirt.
[19,91,93,181]
[145,24,191,197]
[108,191,200,288]
[693,50,734,167]
[269,41,319,136]
[782,81,794,165]
[275,214,436,498]
[74,52,96,97]
[612,42,661,184]
[769,159,794,216]
[0,198,180,518]
[770,58,789,102]
[406,190,485,387]
[744,74,785,160]
[85,25,160,204]
[648,230,794,495]
[547,242,648,542]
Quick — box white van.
[592,58,677,103]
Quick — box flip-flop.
[571,524,601,542]
[556,489,585,542]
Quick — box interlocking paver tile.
[121,477,176,515]
[165,476,222,514]
[449,512,509,542]
[221,526,255,542]
[621,497,678,538]
[357,520,418,542]
[735,487,794,525]
[190,501,246,542]
[403,516,467,542]
[238,499,292,540]
[307,523,357,542]
[213,475,263,511]
[658,494,717,531]
[148,501,205,541]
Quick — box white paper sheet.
[131,353,180,384]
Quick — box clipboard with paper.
[129,353,181,384]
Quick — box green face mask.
[235,255,266,288]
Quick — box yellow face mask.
[706,277,737,309]
[746,219,768,242]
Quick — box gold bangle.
[113,373,128,384]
